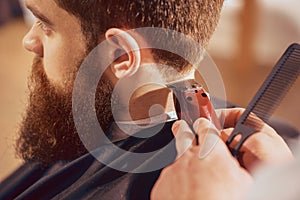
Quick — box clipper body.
[167,79,221,130]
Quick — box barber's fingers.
[215,108,244,128]
[172,119,233,160]
[216,108,279,138]
[193,118,231,159]
[172,120,195,158]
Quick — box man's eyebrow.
[26,4,54,26]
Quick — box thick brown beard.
[16,56,114,166]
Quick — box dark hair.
[54,0,223,75]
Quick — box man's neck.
[128,84,175,121]
[110,63,195,123]
[108,84,177,142]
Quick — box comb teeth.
[241,43,300,126]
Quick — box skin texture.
[218,108,294,172]
[152,119,253,200]
[23,0,87,88]
[151,109,294,200]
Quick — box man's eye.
[36,20,51,34]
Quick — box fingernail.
[193,118,207,135]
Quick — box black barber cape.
[1,98,299,200]
[0,121,177,200]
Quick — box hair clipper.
[167,79,221,131]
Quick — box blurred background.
[0,0,299,181]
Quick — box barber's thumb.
[172,120,195,158]
[193,118,222,159]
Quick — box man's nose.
[22,27,43,57]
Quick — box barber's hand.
[218,108,294,171]
[151,119,252,200]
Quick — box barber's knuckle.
[236,107,246,113]
[245,133,268,148]
[193,118,210,129]
[233,108,245,121]
[201,126,217,136]
[188,146,200,154]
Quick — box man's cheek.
[42,51,67,86]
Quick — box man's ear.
[105,28,141,79]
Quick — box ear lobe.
[105,28,141,79]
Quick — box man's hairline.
[52,0,203,82]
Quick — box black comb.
[226,43,300,157]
